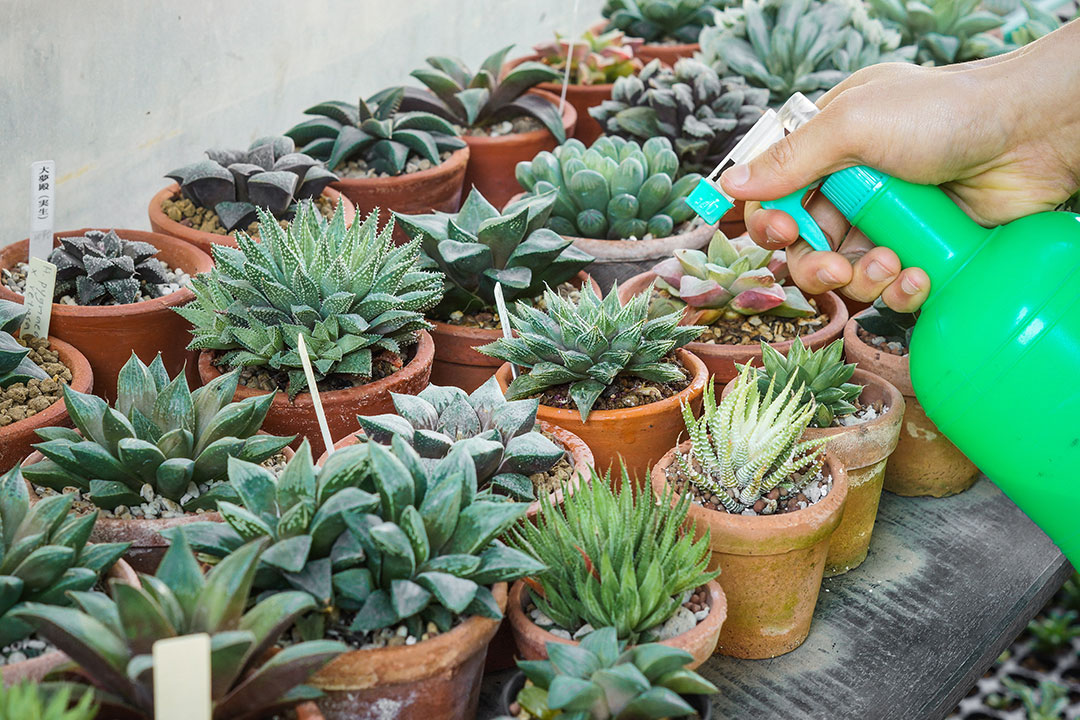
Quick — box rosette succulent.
[394,188,593,318]
[744,338,863,427]
[49,230,170,306]
[602,0,730,43]
[23,353,294,511]
[399,47,566,141]
[533,29,643,85]
[651,230,814,323]
[0,299,49,387]
[166,135,338,232]
[479,283,703,422]
[588,59,768,174]
[177,202,442,398]
[866,0,1012,65]
[285,86,466,174]
[511,136,700,240]
[356,377,566,502]
[0,682,96,720]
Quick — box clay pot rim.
[197,329,435,409]
[495,348,707,423]
[641,40,700,54]
[0,229,213,318]
[460,88,577,148]
[328,146,470,192]
[843,311,913,394]
[0,335,92,441]
[799,367,905,438]
[503,54,617,93]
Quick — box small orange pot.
[844,314,978,497]
[652,447,848,659]
[0,230,213,402]
[462,89,577,210]
[148,184,356,257]
[197,331,434,459]
[494,348,707,483]
[504,55,614,146]
[637,42,700,67]
[308,583,507,720]
[507,578,726,670]
[0,336,92,473]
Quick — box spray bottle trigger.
[760,182,831,252]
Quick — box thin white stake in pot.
[494,282,516,381]
[297,332,336,455]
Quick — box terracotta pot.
[844,314,979,497]
[494,348,707,483]
[308,583,506,720]
[0,557,138,685]
[295,702,327,720]
[148,184,356,257]
[504,55,612,146]
[462,89,577,210]
[428,272,599,393]
[197,331,434,459]
[332,147,470,245]
[637,42,700,67]
[499,669,713,719]
[652,447,848,659]
[0,336,92,472]
[619,273,848,385]
[720,368,904,576]
[508,578,726,670]
[0,230,213,402]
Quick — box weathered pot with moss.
[844,313,979,497]
[652,448,849,659]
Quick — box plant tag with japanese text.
[29,161,55,261]
[153,633,211,720]
[19,257,56,339]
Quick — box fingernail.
[765,226,785,245]
[865,260,893,283]
[721,163,751,189]
[901,275,921,295]
[817,268,839,286]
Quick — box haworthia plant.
[49,230,170,306]
[602,0,731,43]
[0,299,49,388]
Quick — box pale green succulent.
[0,682,96,720]
[866,0,1013,65]
[602,0,731,43]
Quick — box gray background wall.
[0,0,605,245]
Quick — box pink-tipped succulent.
[533,29,643,85]
[650,231,815,324]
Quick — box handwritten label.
[19,258,56,340]
[494,282,516,381]
[153,634,211,720]
[29,161,55,261]
[297,333,336,455]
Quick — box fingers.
[880,268,931,312]
[745,191,852,250]
[785,240,853,295]
[844,245,903,302]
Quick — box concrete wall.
[0,0,604,245]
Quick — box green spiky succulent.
[285,86,466,175]
[743,338,863,428]
[855,297,916,349]
[511,136,700,241]
[515,627,718,720]
[677,367,828,513]
[0,300,49,389]
[1026,609,1080,654]
[0,682,96,720]
[602,0,730,43]
[166,135,338,232]
[49,230,170,306]
[508,464,717,642]
[356,377,566,502]
[588,59,768,175]
[866,0,1012,65]
[698,0,916,105]
[479,283,703,422]
[394,188,594,319]
[11,535,345,720]
[0,466,129,648]
[23,353,294,512]
[1001,678,1069,720]
[399,47,566,141]
[176,202,443,399]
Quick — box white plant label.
[297,332,336,455]
[29,161,55,261]
[153,633,211,720]
[494,282,516,380]
[19,257,56,339]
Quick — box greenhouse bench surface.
[477,477,1073,720]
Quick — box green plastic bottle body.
[832,171,1080,564]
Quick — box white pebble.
[550,629,572,640]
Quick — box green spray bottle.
[687,93,1080,565]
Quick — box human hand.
[718,25,1080,312]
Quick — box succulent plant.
[0,300,49,388]
[0,682,97,720]
[744,338,863,427]
[602,0,730,43]
[399,47,566,141]
[166,135,338,232]
[394,188,593,319]
[508,464,717,641]
[23,353,294,512]
[285,86,466,175]
[12,535,345,720]
[678,367,828,513]
[1006,0,1073,45]
[515,626,718,719]
[479,283,703,422]
[0,466,129,648]
[651,230,814,323]
[533,29,644,86]
[356,377,566,502]
[854,297,916,348]
[1001,678,1069,720]
[866,0,1012,65]
[510,136,700,241]
[698,0,916,105]
[588,59,769,174]
[1026,609,1080,654]
[49,230,170,306]
[177,202,442,399]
